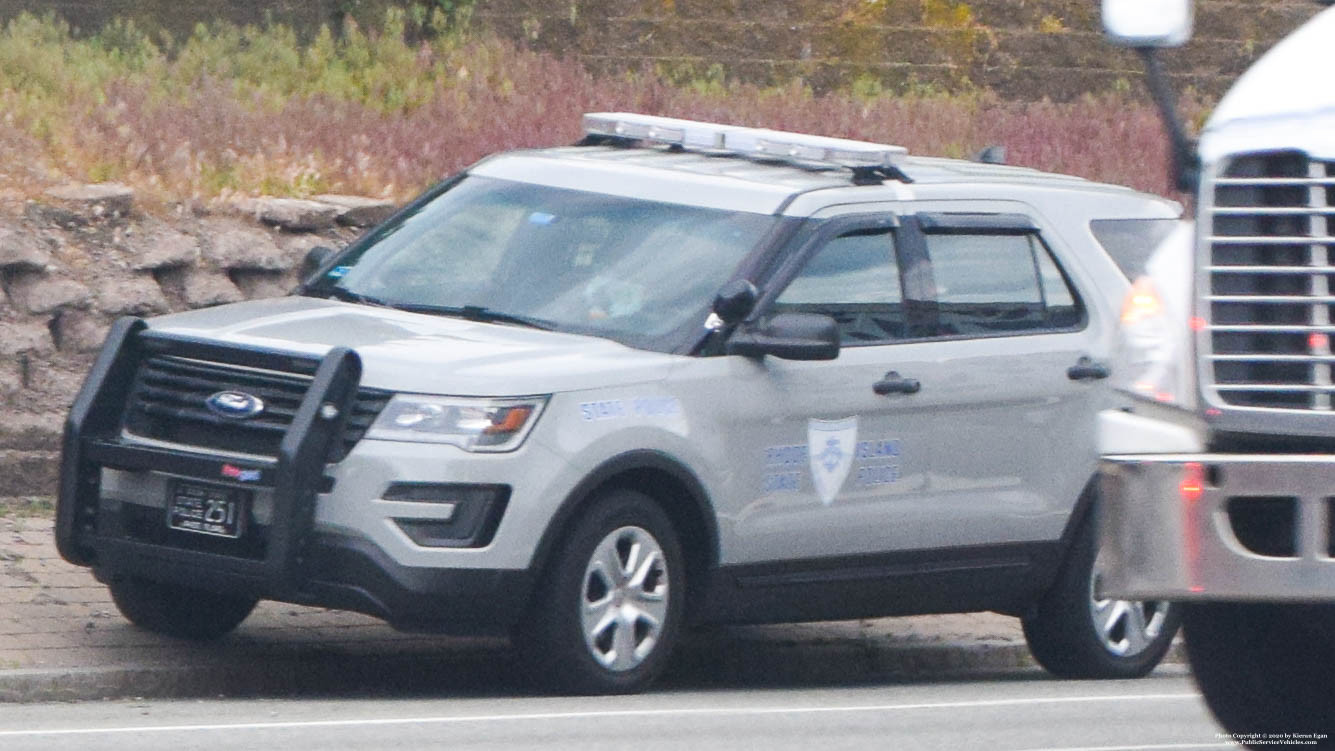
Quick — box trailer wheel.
[1184,603,1334,742]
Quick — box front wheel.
[1184,603,1335,742]
[516,489,685,694]
[107,575,257,640]
[1023,515,1181,679]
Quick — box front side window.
[926,232,1084,337]
[773,228,905,344]
[305,176,778,343]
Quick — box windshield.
[307,176,778,342]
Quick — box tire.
[516,489,685,695]
[1023,513,1181,679]
[1184,603,1335,743]
[108,575,257,641]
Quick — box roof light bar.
[583,113,729,150]
[582,112,907,170]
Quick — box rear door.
[899,207,1111,548]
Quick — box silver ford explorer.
[56,113,1182,693]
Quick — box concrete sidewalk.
[0,508,1174,702]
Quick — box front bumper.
[1099,454,1335,602]
[92,526,531,635]
[56,319,537,635]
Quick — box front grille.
[124,354,390,460]
[1206,151,1335,411]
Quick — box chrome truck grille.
[1206,151,1335,412]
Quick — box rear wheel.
[517,489,684,694]
[1184,603,1335,742]
[1023,513,1181,678]
[108,575,257,641]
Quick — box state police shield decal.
[808,417,858,506]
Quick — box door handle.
[1067,356,1111,381]
[873,371,921,395]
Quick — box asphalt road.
[0,666,1237,751]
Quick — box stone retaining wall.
[0,186,394,496]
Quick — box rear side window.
[925,233,1084,337]
[1090,218,1179,279]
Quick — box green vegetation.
[1038,15,1066,33]
[0,497,55,518]
[0,9,1188,204]
[0,8,475,116]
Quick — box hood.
[146,297,682,396]
[1202,8,1335,162]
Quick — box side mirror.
[1102,0,1193,48]
[712,279,758,325]
[726,312,840,361]
[300,245,336,282]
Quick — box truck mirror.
[1102,0,1193,48]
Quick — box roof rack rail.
[851,165,915,185]
[972,145,1007,165]
[580,112,912,184]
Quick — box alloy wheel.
[579,525,670,672]
[1089,570,1171,657]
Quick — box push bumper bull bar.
[55,316,363,602]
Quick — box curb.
[673,634,1185,686]
[0,651,514,703]
[0,638,1186,703]
[672,636,1036,686]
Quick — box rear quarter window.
[1089,218,1180,279]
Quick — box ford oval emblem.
[206,390,265,419]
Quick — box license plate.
[167,482,248,539]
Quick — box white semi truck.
[1100,0,1334,739]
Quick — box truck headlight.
[1117,277,1194,410]
[367,395,548,452]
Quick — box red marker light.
[1180,463,1208,596]
[1310,332,1330,353]
[1179,462,1206,503]
[1189,316,1207,332]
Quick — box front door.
[693,213,940,564]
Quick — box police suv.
[57,114,1181,693]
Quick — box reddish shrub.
[0,16,1188,203]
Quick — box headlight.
[1116,277,1194,409]
[367,395,548,452]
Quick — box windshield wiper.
[388,303,555,331]
[321,291,553,330]
[324,287,392,307]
